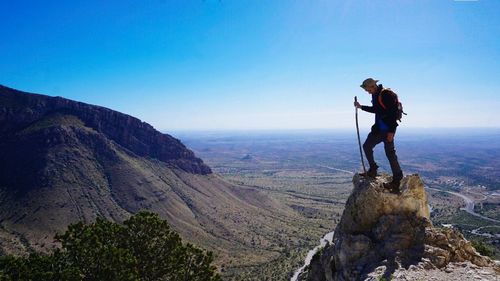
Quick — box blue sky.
[1,0,499,130]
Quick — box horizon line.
[165,127,500,133]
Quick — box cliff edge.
[297,173,499,281]
[0,84,211,174]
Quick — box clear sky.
[1,0,499,131]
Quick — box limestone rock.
[334,173,430,236]
[298,173,499,281]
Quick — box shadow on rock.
[297,173,498,281]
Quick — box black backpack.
[378,88,407,122]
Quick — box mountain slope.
[0,85,302,271]
[0,85,211,175]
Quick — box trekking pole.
[355,96,367,174]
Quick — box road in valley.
[317,165,354,175]
[426,187,500,224]
[291,231,334,281]
[470,226,500,238]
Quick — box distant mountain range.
[0,85,298,271]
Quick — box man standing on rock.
[354,78,403,193]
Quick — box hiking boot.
[393,172,403,182]
[360,166,378,178]
[384,173,402,194]
[384,181,401,194]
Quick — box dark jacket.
[360,84,399,133]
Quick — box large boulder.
[298,173,498,281]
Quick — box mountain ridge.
[0,85,305,277]
[0,84,211,175]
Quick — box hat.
[360,78,379,88]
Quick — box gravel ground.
[366,261,499,281]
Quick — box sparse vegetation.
[19,113,87,135]
[182,131,500,279]
[471,239,496,258]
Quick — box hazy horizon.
[168,127,500,134]
[168,127,500,142]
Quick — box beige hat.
[360,78,379,88]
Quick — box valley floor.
[176,130,500,280]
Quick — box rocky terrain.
[296,174,499,281]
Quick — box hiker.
[354,78,403,193]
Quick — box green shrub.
[471,240,495,258]
[0,212,221,281]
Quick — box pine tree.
[0,212,221,281]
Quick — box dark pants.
[363,130,402,179]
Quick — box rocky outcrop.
[0,84,211,174]
[298,173,499,281]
